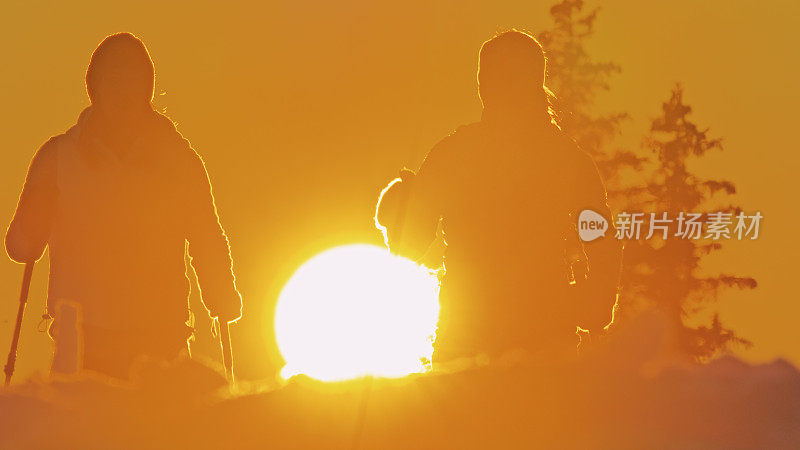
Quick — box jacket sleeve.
[5,138,59,263]
[184,146,242,322]
[570,147,622,331]
[376,137,451,262]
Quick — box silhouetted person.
[376,31,622,363]
[5,33,242,379]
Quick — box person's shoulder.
[152,111,187,146]
[548,125,576,148]
[550,126,596,166]
[150,111,204,163]
[40,134,66,152]
[32,133,69,167]
[35,108,96,167]
[426,122,485,161]
[444,122,485,146]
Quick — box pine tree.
[624,86,755,358]
[538,0,645,192]
[539,0,755,359]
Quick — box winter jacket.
[5,107,242,330]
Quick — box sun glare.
[275,244,440,381]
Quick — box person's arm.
[183,145,242,323]
[375,170,434,261]
[375,138,450,262]
[5,139,59,264]
[571,149,623,332]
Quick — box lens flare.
[275,244,440,381]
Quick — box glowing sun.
[275,244,440,381]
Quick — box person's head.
[86,33,154,116]
[478,30,548,115]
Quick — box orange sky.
[1,0,797,381]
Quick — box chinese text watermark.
[578,210,762,242]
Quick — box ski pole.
[219,319,234,384]
[4,262,35,386]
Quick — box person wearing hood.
[375,31,622,364]
[4,33,242,379]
